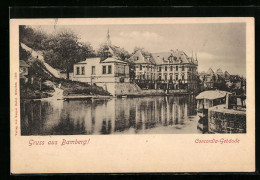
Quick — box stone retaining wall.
[208,105,246,133]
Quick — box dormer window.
[136,56,139,60]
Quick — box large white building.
[73,57,130,96]
[73,57,130,84]
[128,49,199,90]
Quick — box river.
[20,95,202,135]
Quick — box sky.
[32,23,246,76]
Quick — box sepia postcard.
[10,17,255,173]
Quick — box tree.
[19,43,31,61]
[96,43,112,59]
[133,46,152,56]
[19,25,47,51]
[97,43,130,61]
[42,30,96,79]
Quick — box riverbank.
[20,79,111,100]
[56,79,111,96]
[20,81,55,99]
[116,89,192,98]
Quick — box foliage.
[133,46,152,56]
[19,26,96,79]
[19,43,31,61]
[97,43,130,61]
[58,79,111,96]
[41,30,95,78]
[20,83,53,99]
[19,25,47,51]
[213,75,228,91]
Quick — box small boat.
[117,95,127,98]
[196,90,231,132]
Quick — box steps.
[20,43,61,78]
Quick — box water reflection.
[20,96,200,135]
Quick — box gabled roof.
[102,57,128,64]
[20,60,30,67]
[128,50,154,64]
[206,68,215,75]
[224,71,230,76]
[152,50,196,65]
[200,71,206,75]
[216,68,223,74]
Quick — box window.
[176,74,178,80]
[91,66,95,75]
[108,65,112,74]
[165,66,167,71]
[176,66,178,71]
[81,67,85,75]
[158,75,161,81]
[76,67,80,75]
[170,66,173,71]
[102,65,106,74]
[159,67,161,72]
[182,74,185,80]
[182,66,185,71]
[165,74,167,80]
[136,56,139,60]
[170,74,173,81]
[140,65,142,70]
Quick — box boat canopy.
[196,90,231,100]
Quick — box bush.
[55,79,110,96]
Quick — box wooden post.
[225,93,229,109]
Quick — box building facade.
[128,49,199,90]
[73,57,130,84]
